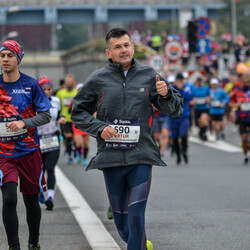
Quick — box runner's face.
[196,80,203,87]
[175,79,184,90]
[229,75,237,83]
[64,76,76,89]
[211,84,218,90]
[106,35,134,71]
[242,73,250,85]
[0,50,18,74]
[43,86,53,98]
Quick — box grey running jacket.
[71,59,183,170]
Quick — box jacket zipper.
[122,78,127,165]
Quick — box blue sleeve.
[32,81,52,112]
[182,87,194,101]
[208,86,212,96]
[191,85,197,95]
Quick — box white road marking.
[189,136,242,153]
[56,166,121,250]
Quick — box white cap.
[76,83,84,90]
[183,72,189,79]
[167,75,176,83]
[210,78,219,85]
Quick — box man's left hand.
[156,75,168,97]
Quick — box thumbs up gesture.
[156,75,168,97]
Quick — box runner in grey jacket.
[72,58,183,171]
[71,28,183,250]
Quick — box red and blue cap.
[38,76,53,88]
[0,40,24,64]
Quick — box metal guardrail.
[0,0,222,7]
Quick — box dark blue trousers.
[103,164,152,250]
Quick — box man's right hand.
[101,126,117,140]
[6,120,26,132]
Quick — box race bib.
[105,119,140,150]
[196,97,207,105]
[0,117,28,142]
[240,102,250,112]
[39,134,60,153]
[63,97,73,106]
[211,100,221,107]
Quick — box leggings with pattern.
[103,164,152,250]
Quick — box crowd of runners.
[0,27,250,250]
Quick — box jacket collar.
[108,58,136,71]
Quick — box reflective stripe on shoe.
[28,244,40,250]
[45,197,54,211]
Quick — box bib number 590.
[114,126,130,134]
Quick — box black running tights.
[173,135,188,157]
[1,182,41,248]
[42,149,60,189]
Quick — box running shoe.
[201,135,207,141]
[68,157,73,164]
[244,157,248,165]
[199,131,207,141]
[183,153,189,164]
[220,133,225,140]
[77,154,81,164]
[28,244,40,250]
[146,240,153,250]
[83,158,88,166]
[59,134,64,142]
[73,149,78,159]
[38,192,46,204]
[45,197,54,211]
[107,206,113,220]
[176,157,181,165]
[9,247,20,250]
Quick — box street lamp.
[231,0,237,43]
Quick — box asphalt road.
[59,122,250,250]
[1,123,250,250]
